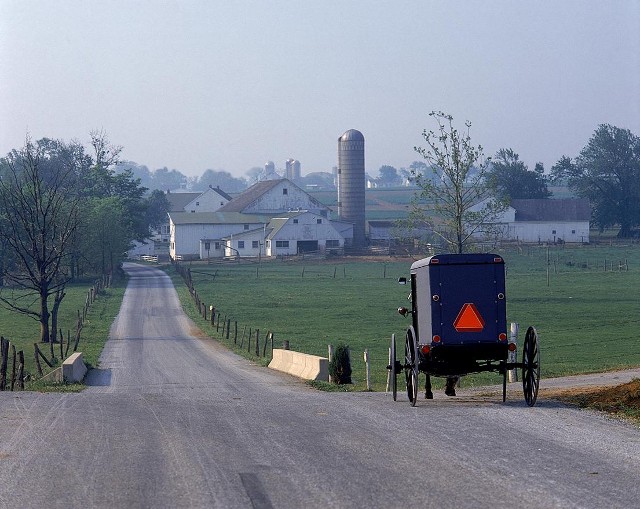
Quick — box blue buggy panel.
[410,254,507,349]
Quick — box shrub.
[329,344,352,384]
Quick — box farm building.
[169,211,270,260]
[217,178,331,217]
[506,199,590,243]
[262,211,345,256]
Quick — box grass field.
[169,241,640,392]
[0,280,126,388]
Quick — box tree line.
[402,112,640,253]
[0,132,169,344]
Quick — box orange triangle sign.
[453,303,485,332]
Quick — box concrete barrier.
[269,349,329,381]
[62,352,87,382]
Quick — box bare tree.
[408,111,507,253]
[0,139,82,343]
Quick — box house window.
[283,188,288,195]
[317,219,322,224]
[252,241,259,248]
[572,230,576,234]
[196,201,200,206]
[293,219,298,224]
[326,240,340,248]
[266,240,271,248]
[214,242,220,250]
[244,224,249,230]
[204,242,210,250]
[276,240,289,248]
[552,230,557,235]
[238,241,245,249]
[190,210,195,213]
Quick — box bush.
[329,344,352,384]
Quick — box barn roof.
[511,199,590,221]
[168,212,270,225]
[166,192,200,212]
[217,179,284,212]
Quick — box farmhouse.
[506,199,591,243]
[169,211,271,260]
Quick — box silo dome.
[339,129,365,142]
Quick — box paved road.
[0,263,638,508]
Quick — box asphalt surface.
[0,262,638,509]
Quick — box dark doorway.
[297,240,318,253]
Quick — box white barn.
[169,211,269,260]
[507,199,590,243]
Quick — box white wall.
[508,221,590,243]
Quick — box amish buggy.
[388,253,540,406]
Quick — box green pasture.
[171,242,640,392]
[0,281,126,388]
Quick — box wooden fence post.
[255,329,260,356]
[18,350,24,389]
[226,319,231,340]
[247,328,252,352]
[364,349,371,391]
[234,321,238,344]
[328,344,334,383]
[10,344,17,391]
[33,343,43,376]
[0,337,8,390]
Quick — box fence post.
[210,306,215,326]
[10,344,17,391]
[18,350,25,389]
[328,344,334,383]
[247,328,252,352]
[255,329,260,356]
[226,319,231,340]
[508,322,519,382]
[234,321,238,344]
[364,349,371,391]
[0,337,8,390]
[33,343,43,376]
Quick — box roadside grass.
[168,242,640,393]
[0,279,126,389]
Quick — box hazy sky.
[1,1,639,178]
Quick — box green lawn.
[170,242,640,392]
[0,280,126,388]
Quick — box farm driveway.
[0,262,638,509]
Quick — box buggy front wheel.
[405,327,419,406]
[522,326,540,407]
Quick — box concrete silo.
[337,129,366,247]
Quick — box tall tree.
[378,165,401,186]
[551,124,640,237]
[486,148,551,200]
[407,111,507,253]
[0,139,82,343]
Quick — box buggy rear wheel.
[405,327,419,406]
[389,334,398,401]
[522,326,540,407]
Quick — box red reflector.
[508,342,517,352]
[499,333,507,341]
[432,335,441,343]
[453,303,485,333]
[430,258,439,264]
[494,257,503,263]
[421,345,431,355]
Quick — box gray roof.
[217,178,328,214]
[511,199,590,222]
[166,192,200,212]
[168,211,270,225]
[217,179,284,213]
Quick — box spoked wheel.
[405,327,419,407]
[389,333,398,401]
[522,326,540,407]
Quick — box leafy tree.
[145,189,171,230]
[486,148,551,200]
[0,139,82,343]
[407,111,507,253]
[550,124,640,237]
[378,165,401,186]
[151,167,187,191]
[192,169,247,193]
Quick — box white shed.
[264,212,345,256]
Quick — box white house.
[169,211,270,260]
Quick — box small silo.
[337,129,366,247]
